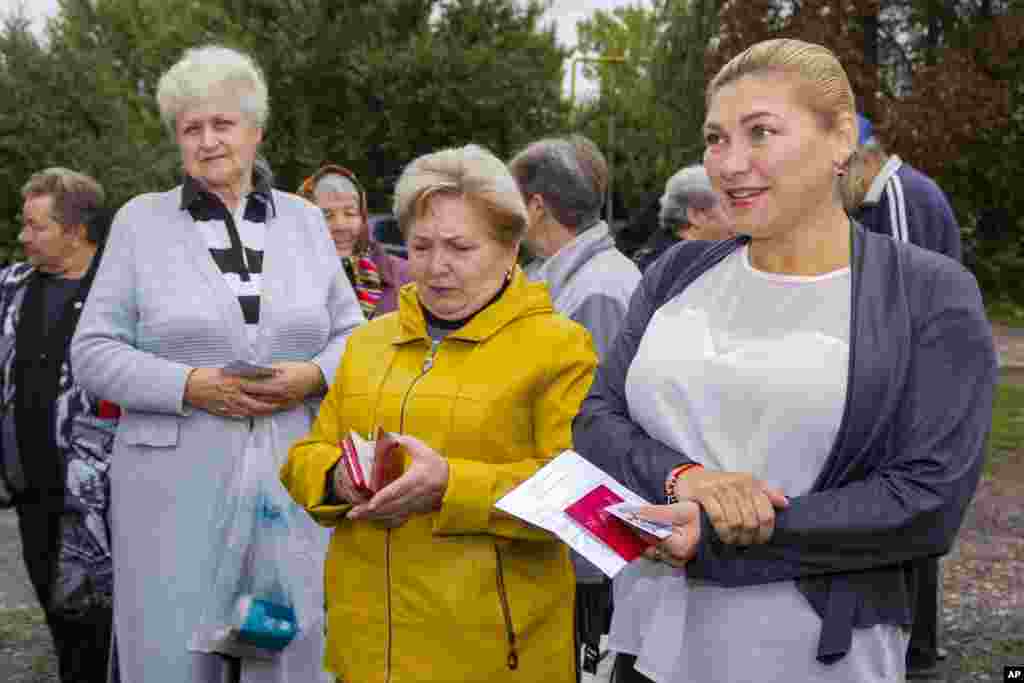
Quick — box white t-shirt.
[610,246,907,682]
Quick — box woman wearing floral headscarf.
[300,165,410,318]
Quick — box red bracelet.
[665,463,703,503]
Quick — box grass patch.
[0,606,57,683]
[0,607,46,645]
[987,300,1024,327]
[952,638,1024,680]
[987,383,1024,475]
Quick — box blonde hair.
[708,39,855,133]
[156,45,269,135]
[393,145,527,246]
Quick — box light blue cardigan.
[71,186,364,683]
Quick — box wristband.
[665,463,703,504]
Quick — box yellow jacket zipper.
[384,529,392,682]
[494,544,519,670]
[384,338,441,681]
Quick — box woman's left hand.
[632,501,703,568]
[347,434,449,525]
[238,361,325,411]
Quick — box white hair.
[659,165,718,231]
[156,45,269,135]
[315,174,360,197]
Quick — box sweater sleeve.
[918,177,963,263]
[70,201,194,415]
[569,292,628,359]
[572,253,698,504]
[433,324,598,540]
[306,205,365,384]
[687,261,997,584]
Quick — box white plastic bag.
[189,419,323,659]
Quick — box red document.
[340,428,403,495]
[564,485,652,562]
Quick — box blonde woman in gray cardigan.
[70,45,363,683]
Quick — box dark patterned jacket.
[0,261,116,617]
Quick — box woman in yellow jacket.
[281,144,597,683]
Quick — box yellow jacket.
[281,269,597,683]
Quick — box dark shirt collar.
[180,166,276,222]
[420,272,512,335]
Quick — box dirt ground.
[0,510,57,682]
[940,459,1024,681]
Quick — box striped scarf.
[343,250,383,319]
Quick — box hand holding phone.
[222,360,279,379]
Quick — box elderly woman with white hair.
[71,45,364,682]
[298,164,410,318]
[281,144,597,682]
[633,164,733,272]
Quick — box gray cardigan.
[532,221,641,359]
[70,186,363,683]
[71,186,363,420]
[573,226,997,664]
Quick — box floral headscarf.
[299,165,383,319]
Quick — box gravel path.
[0,511,36,611]
[0,509,57,682]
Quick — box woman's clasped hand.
[673,469,789,546]
[635,470,789,567]
[184,362,325,418]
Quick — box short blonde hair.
[393,145,527,246]
[156,45,269,135]
[708,39,855,133]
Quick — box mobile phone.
[222,360,278,379]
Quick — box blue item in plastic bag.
[189,420,326,660]
[234,595,297,651]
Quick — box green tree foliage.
[369,0,568,197]
[571,1,717,217]
[573,3,663,215]
[0,0,567,259]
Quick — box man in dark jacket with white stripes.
[845,115,962,262]
[844,114,962,680]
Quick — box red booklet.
[564,485,653,562]
[340,427,403,496]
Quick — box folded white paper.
[495,450,655,577]
[605,502,673,540]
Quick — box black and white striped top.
[181,173,276,342]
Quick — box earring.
[505,268,513,283]
[835,153,854,177]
